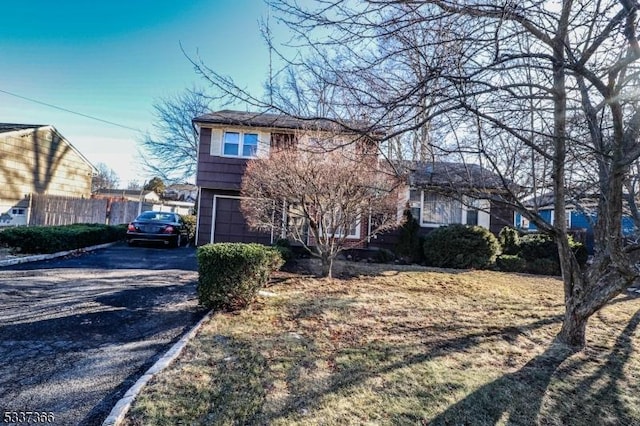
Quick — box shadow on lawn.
[248,309,637,425]
[428,309,640,425]
[542,309,640,424]
[248,314,565,424]
[427,344,573,425]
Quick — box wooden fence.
[27,194,155,226]
[108,200,155,225]
[29,194,107,226]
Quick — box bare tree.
[91,162,119,193]
[140,88,211,183]
[192,0,640,349]
[127,180,142,191]
[241,148,403,278]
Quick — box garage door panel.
[214,197,271,244]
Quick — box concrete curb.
[102,309,214,426]
[0,242,119,267]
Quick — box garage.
[212,196,272,244]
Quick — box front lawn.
[124,260,640,425]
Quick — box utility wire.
[0,88,142,132]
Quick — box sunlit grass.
[124,260,640,425]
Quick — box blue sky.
[0,0,279,185]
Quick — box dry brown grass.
[124,260,640,425]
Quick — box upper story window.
[223,131,258,157]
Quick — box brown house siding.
[196,189,215,246]
[213,197,271,245]
[196,188,271,246]
[489,200,515,234]
[196,127,249,191]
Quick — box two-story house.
[193,110,376,246]
[0,123,96,226]
[193,110,513,248]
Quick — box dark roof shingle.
[193,110,375,133]
[396,160,507,191]
[0,123,44,133]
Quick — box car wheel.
[127,240,136,247]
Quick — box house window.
[339,219,360,238]
[409,190,421,221]
[422,192,462,225]
[11,208,25,215]
[223,132,259,157]
[271,133,297,151]
[324,212,360,238]
[331,221,360,238]
[466,209,478,226]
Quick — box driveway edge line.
[0,242,118,267]
[102,309,214,426]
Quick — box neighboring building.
[193,110,513,247]
[513,194,637,253]
[92,188,161,203]
[93,189,194,216]
[0,124,96,226]
[163,184,198,203]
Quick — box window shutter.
[257,131,271,158]
[210,129,223,156]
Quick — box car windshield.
[137,212,175,222]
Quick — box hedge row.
[495,231,588,275]
[393,211,588,275]
[197,243,284,311]
[0,223,127,254]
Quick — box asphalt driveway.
[0,243,207,425]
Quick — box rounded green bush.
[496,254,527,273]
[423,224,500,269]
[498,226,521,255]
[180,214,197,242]
[273,238,294,263]
[520,233,556,262]
[197,243,284,311]
[526,258,561,276]
[519,232,587,272]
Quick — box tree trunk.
[555,249,635,349]
[320,253,333,278]
[556,309,588,349]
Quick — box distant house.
[92,188,160,203]
[163,184,198,203]
[0,123,96,226]
[192,110,513,247]
[513,194,637,253]
[92,188,195,216]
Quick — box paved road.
[0,243,207,425]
